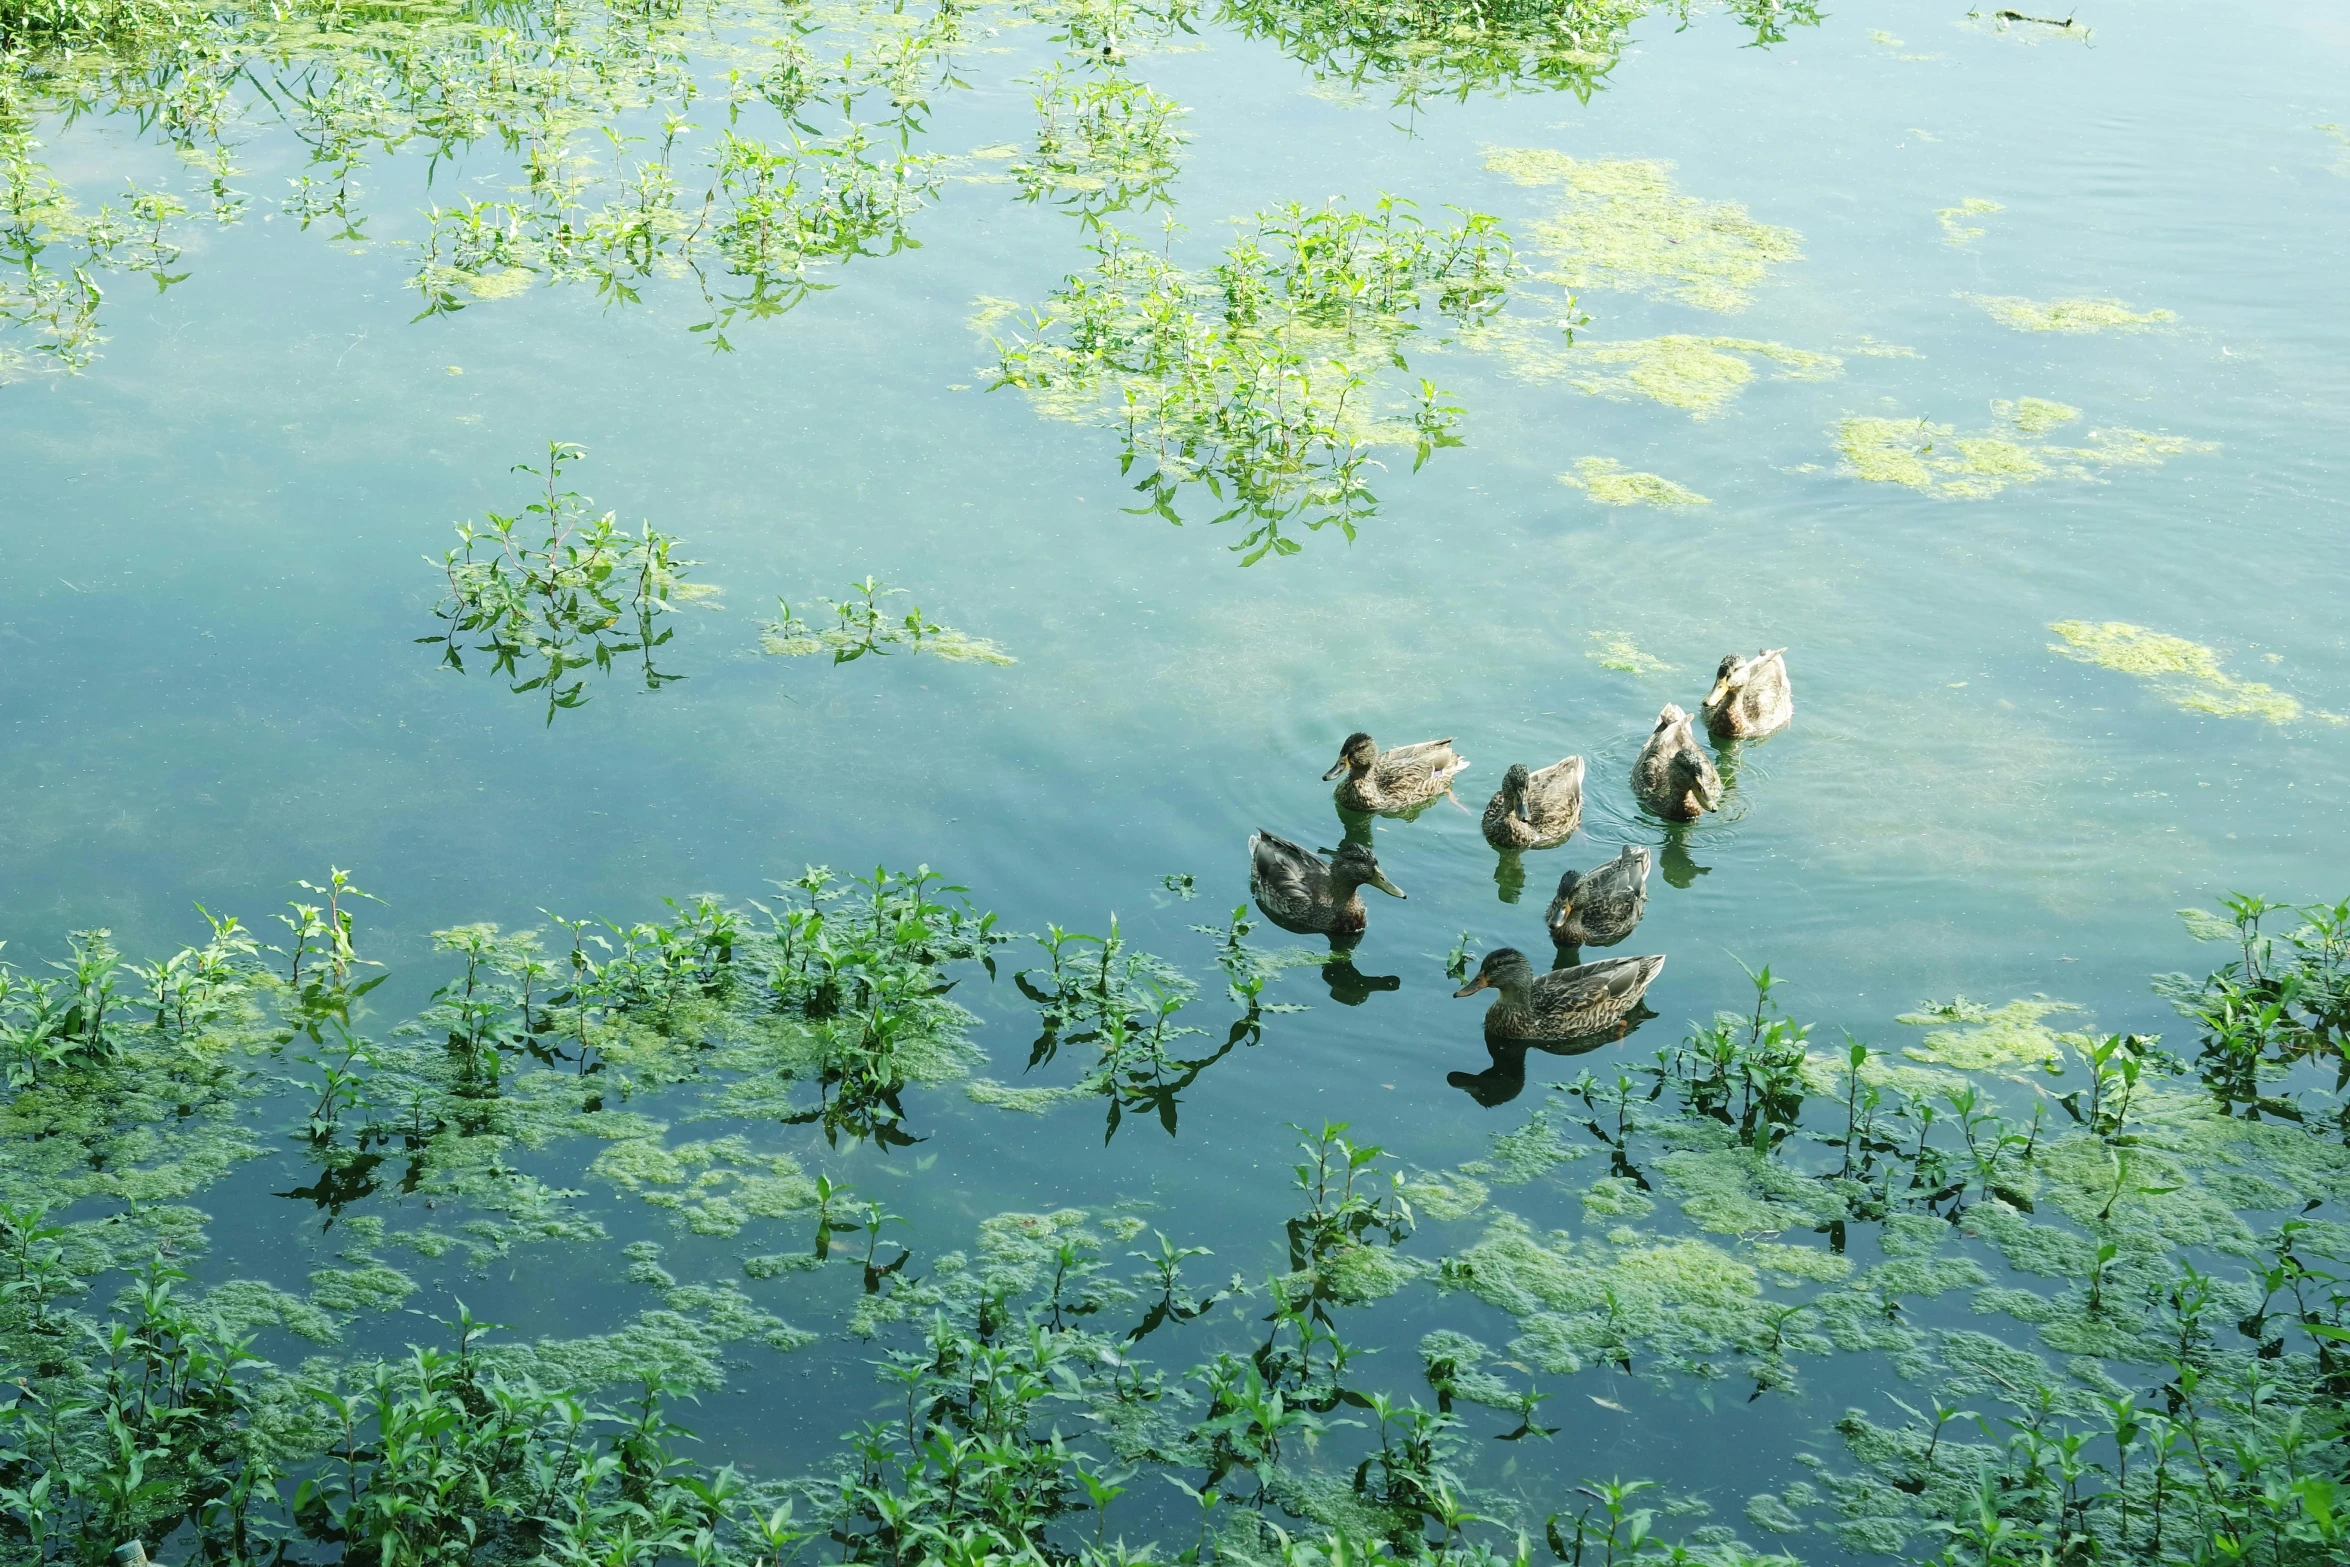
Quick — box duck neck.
[1326,870,1369,924]
[1485,976,1536,1032]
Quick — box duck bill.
[1704,679,1732,709]
[1453,973,1489,998]
[1513,796,1532,825]
[1322,759,1350,781]
[1370,870,1406,899]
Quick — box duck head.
[1454,946,1536,998]
[1501,762,1533,823]
[1329,840,1405,898]
[1703,654,1748,713]
[1670,748,1720,812]
[1323,732,1378,781]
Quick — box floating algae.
[1485,147,1801,311]
[1838,400,2213,497]
[1457,1107,1586,1185]
[1585,631,1676,676]
[1400,1168,1490,1221]
[1571,336,1842,417]
[2049,620,2334,724]
[1560,456,1711,507]
[589,1134,820,1237]
[1936,197,2002,244]
[1894,995,2080,1071]
[1965,294,2178,333]
[2325,123,2350,175]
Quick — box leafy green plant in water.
[422,443,714,722]
[763,576,1013,665]
[1011,62,1189,225]
[991,198,1510,563]
[1215,0,1648,111]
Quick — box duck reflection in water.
[1321,958,1401,1006]
[1659,820,1712,890]
[1446,1029,1631,1107]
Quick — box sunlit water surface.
[3,0,2348,1555]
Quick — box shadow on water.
[1320,956,1401,1006]
[1442,1003,1657,1107]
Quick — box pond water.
[3,0,2349,1561]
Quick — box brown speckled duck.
[1546,845,1651,950]
[1701,649,1793,738]
[1631,704,1721,822]
[1480,757,1585,851]
[1248,831,1405,941]
[1323,732,1469,814]
[1453,947,1666,1043]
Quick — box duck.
[1546,845,1651,949]
[1323,732,1468,814]
[1480,757,1585,851]
[1630,704,1721,821]
[1701,649,1792,738]
[1248,831,1404,941]
[1453,947,1667,1043]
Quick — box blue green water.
[4,0,2349,1551]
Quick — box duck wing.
[1525,756,1586,832]
[1249,831,1327,929]
[1535,953,1666,1015]
[1576,848,1650,944]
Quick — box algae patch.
[1485,147,1801,312]
[1571,336,1841,418]
[1837,399,2212,498]
[1560,457,1710,508]
[2048,621,2336,725]
[1585,632,1674,677]
[1895,996,2079,1072]
[1965,294,2178,333]
[1936,198,2001,245]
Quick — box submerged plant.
[991,198,1511,563]
[422,444,715,721]
[762,577,1013,665]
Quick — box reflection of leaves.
[1217,0,1648,108]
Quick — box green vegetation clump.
[2049,620,2333,724]
[1559,456,1711,507]
[1936,196,2002,244]
[423,443,715,722]
[1839,400,2214,497]
[1895,995,2080,1071]
[1966,294,2180,332]
[1010,63,1188,220]
[991,198,1511,563]
[1487,146,1802,311]
[1585,632,1675,675]
[763,576,1014,665]
[1570,335,1841,417]
[1218,0,1654,106]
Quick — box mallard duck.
[1453,947,1666,1043]
[1701,649,1792,738]
[1481,757,1585,851]
[1248,831,1404,940]
[1631,704,1721,821]
[1546,845,1651,949]
[1323,732,1468,814]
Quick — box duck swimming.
[1248,831,1405,941]
[1453,947,1666,1043]
[1701,649,1793,738]
[1323,732,1468,814]
[1546,844,1651,950]
[1480,757,1585,851]
[1631,704,1721,822]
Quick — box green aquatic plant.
[1583,632,1674,676]
[422,443,715,722]
[1965,293,2180,333]
[1215,0,1649,108]
[1011,62,1188,223]
[1839,402,2215,498]
[762,576,1014,664]
[1485,147,1802,312]
[2048,620,2330,725]
[1936,196,2002,244]
[1566,335,1841,417]
[991,198,1511,563]
[1558,458,1710,507]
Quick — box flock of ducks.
[1248,650,1794,1051]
